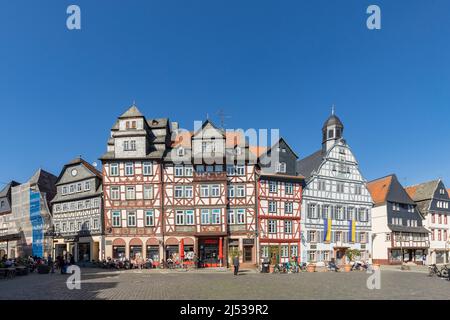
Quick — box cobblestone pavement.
[0,267,449,300]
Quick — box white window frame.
[127,212,136,227]
[112,211,121,227]
[143,162,153,176]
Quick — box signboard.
[30,190,44,257]
[243,239,254,245]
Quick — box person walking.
[47,255,54,274]
[233,255,240,276]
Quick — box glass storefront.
[146,245,160,261]
[199,238,219,266]
[130,245,142,259]
[166,245,179,261]
[78,243,90,262]
[113,245,125,259]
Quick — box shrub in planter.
[306,263,316,272]
[37,264,50,274]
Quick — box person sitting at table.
[5,259,13,267]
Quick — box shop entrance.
[198,238,220,267]
[78,243,90,262]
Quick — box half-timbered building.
[367,174,430,265]
[297,112,373,265]
[405,180,450,264]
[51,158,104,262]
[257,138,303,264]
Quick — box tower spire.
[331,104,335,115]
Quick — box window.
[93,219,99,229]
[290,245,298,257]
[143,162,152,176]
[201,209,210,224]
[336,183,344,193]
[236,165,245,176]
[277,162,286,173]
[285,183,293,195]
[335,206,344,220]
[185,210,194,225]
[175,165,184,177]
[174,186,184,198]
[317,180,326,191]
[268,201,277,213]
[200,185,209,197]
[184,186,193,198]
[358,208,368,222]
[440,188,445,195]
[112,211,121,227]
[226,165,235,176]
[432,214,435,223]
[228,209,236,224]
[211,209,221,224]
[70,185,75,193]
[386,233,391,241]
[84,181,91,191]
[431,229,435,241]
[281,246,289,258]
[285,202,293,214]
[126,186,136,200]
[438,214,442,224]
[307,230,318,243]
[354,185,362,195]
[408,205,414,213]
[110,163,119,176]
[124,140,136,151]
[444,230,448,242]
[62,186,68,195]
[127,212,136,227]
[228,185,235,198]
[308,251,317,262]
[284,220,292,234]
[177,147,185,156]
[77,183,82,192]
[176,210,185,225]
[125,163,134,176]
[392,202,400,211]
[185,166,193,177]
[268,220,277,234]
[307,204,318,219]
[322,205,330,219]
[93,198,99,207]
[143,185,153,200]
[211,185,220,197]
[237,209,245,224]
[360,232,368,244]
[438,229,442,241]
[269,181,277,193]
[236,185,245,198]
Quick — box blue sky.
[0,0,449,188]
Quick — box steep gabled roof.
[118,105,144,119]
[0,181,20,198]
[405,180,440,202]
[367,174,415,206]
[296,149,323,181]
[55,157,102,185]
[367,175,393,205]
[259,137,299,159]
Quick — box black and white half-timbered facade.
[405,180,450,264]
[297,112,373,265]
[51,158,104,262]
[368,174,430,265]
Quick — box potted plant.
[344,249,361,272]
[306,262,316,272]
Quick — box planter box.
[306,264,316,272]
[343,264,352,272]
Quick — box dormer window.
[124,140,136,151]
[177,147,185,156]
[440,189,445,195]
[277,162,286,173]
[235,147,242,155]
[125,121,137,130]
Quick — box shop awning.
[0,233,21,242]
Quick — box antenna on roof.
[216,109,231,128]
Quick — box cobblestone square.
[0,266,449,300]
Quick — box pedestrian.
[422,254,427,266]
[47,255,54,274]
[233,255,240,276]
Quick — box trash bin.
[262,262,270,273]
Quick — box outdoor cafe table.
[15,265,28,276]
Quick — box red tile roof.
[367,175,393,205]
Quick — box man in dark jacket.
[233,256,240,276]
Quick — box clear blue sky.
[0,0,449,188]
